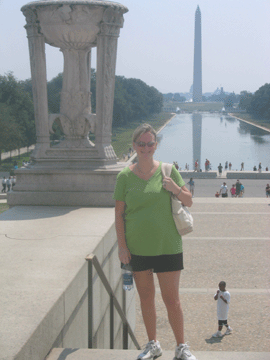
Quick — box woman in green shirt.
[114,124,196,360]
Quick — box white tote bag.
[161,163,193,236]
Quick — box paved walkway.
[1,145,34,161]
[187,178,270,197]
[135,198,270,353]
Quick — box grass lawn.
[0,152,32,174]
[111,112,173,158]
[0,203,9,215]
[230,113,270,130]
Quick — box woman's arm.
[174,185,193,207]
[163,177,193,207]
[115,200,131,264]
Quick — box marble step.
[46,348,270,360]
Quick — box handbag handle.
[161,163,173,179]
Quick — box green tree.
[249,83,270,120]
[224,92,237,109]
[239,91,253,110]
[0,72,35,149]
[0,104,25,164]
[47,73,63,114]
[173,93,186,102]
[163,93,174,102]
[112,76,163,126]
[90,68,96,113]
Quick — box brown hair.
[132,123,157,143]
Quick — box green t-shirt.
[113,162,185,256]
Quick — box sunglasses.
[136,141,156,148]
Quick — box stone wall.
[0,207,136,360]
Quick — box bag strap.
[161,162,173,178]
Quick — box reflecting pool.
[155,113,270,171]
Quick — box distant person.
[215,191,220,198]
[225,161,228,170]
[220,182,228,197]
[187,178,195,197]
[185,163,188,171]
[195,159,199,172]
[1,177,6,193]
[218,163,223,176]
[11,176,16,189]
[266,167,268,171]
[239,184,245,197]
[6,177,12,192]
[258,162,262,173]
[241,162,244,171]
[174,161,179,170]
[235,180,242,197]
[253,166,257,171]
[230,184,236,197]
[205,159,210,171]
[212,281,232,338]
[229,162,232,171]
[266,184,270,198]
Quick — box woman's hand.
[162,176,178,193]
[163,178,193,207]
[118,246,131,264]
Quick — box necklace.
[136,163,154,176]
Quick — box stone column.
[57,47,94,146]
[95,8,124,162]
[22,8,50,159]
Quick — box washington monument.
[193,5,202,102]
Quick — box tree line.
[0,69,269,163]
[0,73,36,163]
[0,70,163,158]
[237,83,270,120]
[46,70,163,129]
[209,83,270,122]
[163,84,270,122]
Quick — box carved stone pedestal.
[8,163,125,206]
[9,1,128,206]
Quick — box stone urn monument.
[8,0,128,206]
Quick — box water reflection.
[238,121,268,139]
[192,113,202,170]
[155,113,270,170]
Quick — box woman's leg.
[157,270,184,345]
[133,269,156,341]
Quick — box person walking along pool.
[187,178,195,197]
[218,163,223,176]
[114,123,197,360]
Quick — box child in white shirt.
[212,281,233,337]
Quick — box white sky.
[0,0,269,94]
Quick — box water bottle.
[122,263,133,291]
